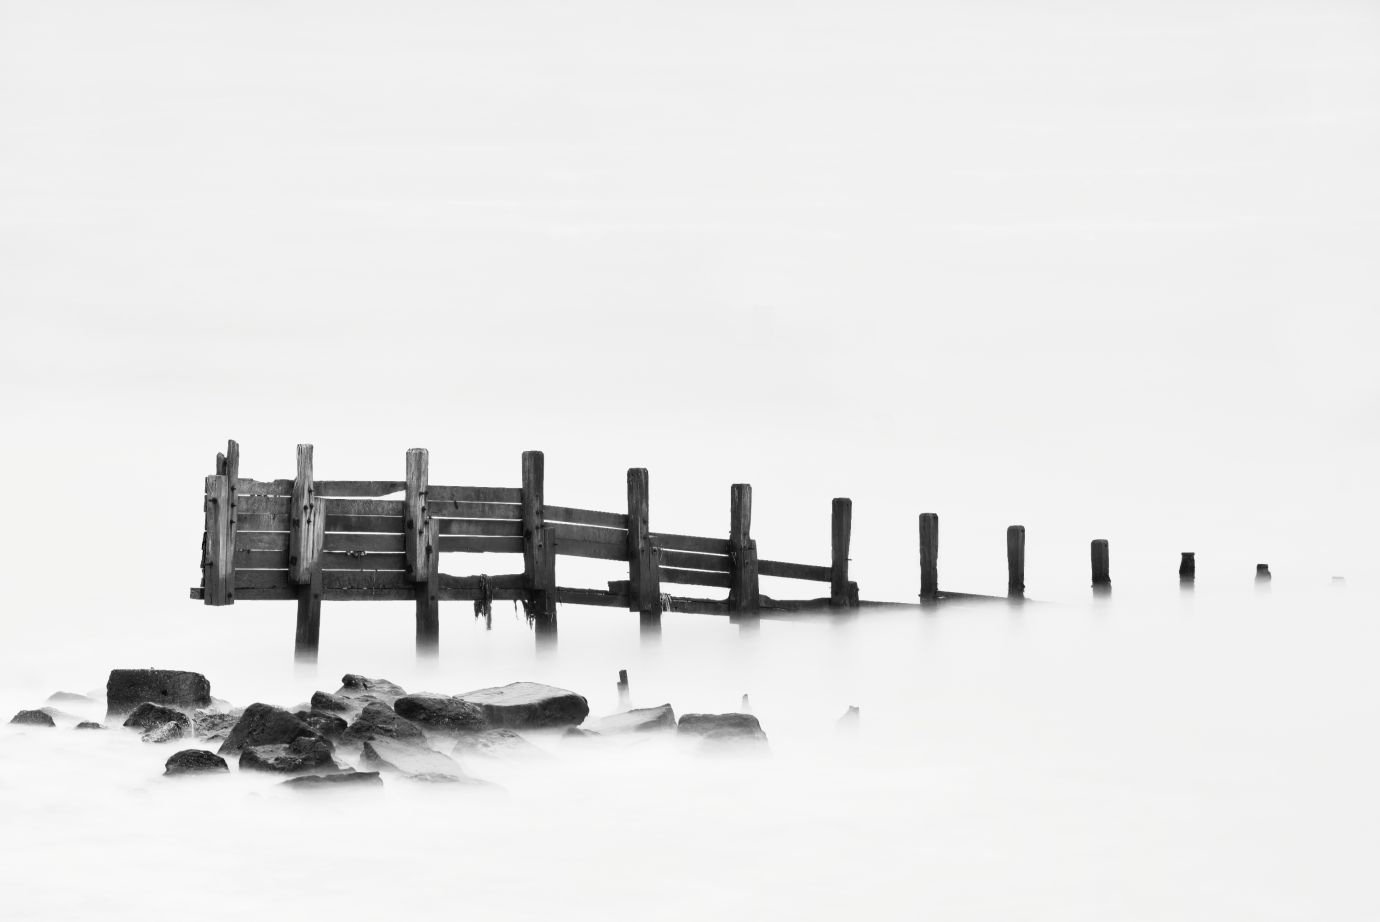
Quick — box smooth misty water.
[1,583,1374,921]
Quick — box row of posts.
[917,514,1274,600]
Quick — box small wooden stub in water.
[1091,539,1111,590]
[919,513,939,600]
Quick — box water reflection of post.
[1091,539,1111,596]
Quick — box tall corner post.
[291,444,326,662]
[1091,538,1111,592]
[1007,525,1026,598]
[919,512,939,601]
[522,450,556,637]
[627,468,661,635]
[728,484,760,613]
[406,448,439,656]
[831,497,854,607]
[202,439,240,606]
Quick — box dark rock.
[10,709,55,727]
[361,738,466,779]
[47,691,95,705]
[219,703,319,755]
[192,710,239,742]
[337,675,406,702]
[296,710,348,740]
[123,703,191,733]
[282,771,383,790]
[106,669,211,717]
[165,749,229,775]
[677,713,767,743]
[309,691,352,713]
[452,729,549,760]
[591,703,676,734]
[240,737,338,774]
[74,721,104,730]
[341,702,425,746]
[393,694,487,734]
[458,682,589,729]
[141,722,188,744]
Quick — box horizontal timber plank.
[659,549,731,572]
[316,481,405,497]
[237,479,293,496]
[437,573,527,591]
[436,518,524,538]
[758,560,832,582]
[552,538,628,561]
[323,533,405,553]
[544,505,629,529]
[237,532,289,552]
[191,585,532,602]
[429,501,522,520]
[320,552,408,571]
[428,486,523,503]
[556,587,631,608]
[326,498,404,516]
[437,535,524,554]
[237,513,406,534]
[238,495,290,515]
[549,522,627,545]
[659,567,731,588]
[650,532,731,555]
[235,549,289,569]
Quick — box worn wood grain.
[289,445,325,585]
[728,484,760,611]
[404,449,430,582]
[1007,525,1026,596]
[548,522,626,545]
[429,501,522,520]
[428,485,523,503]
[650,532,730,555]
[203,474,232,605]
[323,532,405,553]
[556,587,630,608]
[437,518,525,538]
[237,495,291,515]
[544,505,629,529]
[919,512,939,600]
[522,450,556,622]
[660,566,732,588]
[831,497,852,607]
[437,535,525,554]
[627,468,660,618]
[758,559,831,582]
[317,480,406,497]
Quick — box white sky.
[0,0,1377,642]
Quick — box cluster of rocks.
[10,668,787,788]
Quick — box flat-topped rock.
[165,749,229,776]
[240,737,338,774]
[336,675,406,702]
[282,771,383,791]
[341,702,426,746]
[106,669,211,717]
[219,704,319,755]
[458,682,589,729]
[361,738,466,780]
[591,704,676,734]
[677,713,767,743]
[10,709,55,727]
[393,695,488,734]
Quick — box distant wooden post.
[291,444,326,660]
[728,484,760,612]
[202,440,240,606]
[1091,539,1110,589]
[1007,525,1025,597]
[416,518,440,656]
[1179,552,1195,583]
[627,468,661,629]
[404,449,431,582]
[919,513,939,600]
[616,669,630,709]
[1256,563,1271,582]
[522,451,556,627]
[831,498,853,607]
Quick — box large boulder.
[336,675,406,702]
[360,739,466,780]
[106,669,211,717]
[452,729,550,761]
[165,749,229,776]
[677,713,768,745]
[141,722,188,744]
[282,771,383,790]
[296,711,348,740]
[123,703,191,734]
[219,704,319,755]
[591,704,676,734]
[309,691,352,713]
[458,682,589,729]
[240,737,338,774]
[10,709,55,727]
[192,710,239,742]
[393,695,488,734]
[341,702,426,746]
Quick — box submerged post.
[415,519,440,656]
[919,513,939,601]
[831,498,854,607]
[522,451,556,631]
[292,444,326,661]
[627,468,660,633]
[1179,552,1196,585]
[617,669,630,709]
[1091,539,1110,591]
[1256,563,1271,583]
[728,484,759,612]
[1007,525,1025,598]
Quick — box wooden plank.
[436,518,524,538]
[556,587,630,608]
[203,474,232,605]
[320,552,408,571]
[428,485,523,503]
[316,480,406,497]
[552,538,629,561]
[234,570,292,590]
[437,573,527,591]
[650,532,730,555]
[522,450,555,623]
[831,497,853,607]
[544,505,629,529]
[660,566,731,588]
[294,569,322,663]
[429,501,522,520]
[237,478,293,496]
[437,535,525,554]
[235,549,290,569]
[627,468,660,620]
[323,532,405,553]
[758,559,831,582]
[323,498,404,516]
[237,495,290,515]
[237,531,290,551]
[728,484,759,611]
[289,444,325,585]
[548,522,627,545]
[222,439,240,603]
[919,512,939,600]
[404,448,430,581]
[241,512,406,533]
[324,570,414,591]
[659,549,731,572]
[236,513,289,532]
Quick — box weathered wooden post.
[1091,538,1110,591]
[627,468,661,634]
[405,448,439,656]
[831,498,853,607]
[1007,525,1025,598]
[617,669,630,709]
[291,444,326,661]
[919,512,939,601]
[203,440,240,607]
[1179,552,1195,584]
[522,450,556,633]
[728,484,760,613]
[1256,563,1271,582]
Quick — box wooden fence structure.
[192,441,859,659]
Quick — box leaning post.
[728,484,760,613]
[919,512,939,601]
[1007,525,1025,598]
